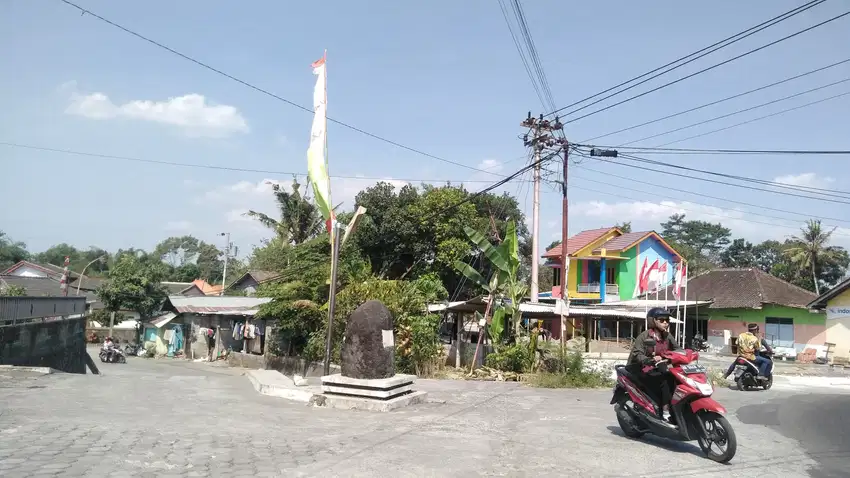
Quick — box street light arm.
[76,255,106,296]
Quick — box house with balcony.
[542,226,683,303]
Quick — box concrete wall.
[706,305,826,356]
[86,327,137,344]
[0,317,88,373]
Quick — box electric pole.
[520,113,564,303]
[219,232,231,296]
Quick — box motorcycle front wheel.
[763,375,773,390]
[696,411,737,463]
[99,353,106,363]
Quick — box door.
[765,317,794,348]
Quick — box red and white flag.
[642,259,660,294]
[673,262,688,299]
[59,256,70,296]
[633,258,648,296]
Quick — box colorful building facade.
[543,227,683,303]
[808,276,850,361]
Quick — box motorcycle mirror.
[643,339,657,348]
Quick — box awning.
[151,312,177,328]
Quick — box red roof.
[542,227,615,258]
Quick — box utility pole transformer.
[520,112,564,303]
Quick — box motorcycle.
[99,347,126,364]
[610,339,737,463]
[690,333,710,352]
[124,343,143,356]
[731,350,773,391]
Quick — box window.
[765,317,794,348]
[553,267,561,287]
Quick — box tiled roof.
[808,275,850,308]
[0,275,100,304]
[542,227,614,258]
[2,260,103,290]
[592,231,650,252]
[162,282,196,295]
[659,268,816,309]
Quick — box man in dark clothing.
[628,307,679,422]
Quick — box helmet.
[747,323,759,333]
[646,307,672,329]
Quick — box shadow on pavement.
[606,425,707,459]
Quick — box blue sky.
[2,0,850,259]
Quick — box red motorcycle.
[610,340,737,463]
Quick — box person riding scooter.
[724,324,772,380]
[102,336,115,362]
[628,308,679,422]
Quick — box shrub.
[528,348,614,389]
[485,343,532,373]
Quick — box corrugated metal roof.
[166,295,272,315]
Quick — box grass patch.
[527,371,614,389]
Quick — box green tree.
[35,243,81,268]
[1,284,26,296]
[720,238,756,268]
[784,219,841,295]
[244,177,325,245]
[454,220,527,341]
[661,214,731,273]
[0,231,29,270]
[97,254,169,323]
[615,221,632,233]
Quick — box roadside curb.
[246,369,317,403]
[775,375,850,388]
[0,365,58,374]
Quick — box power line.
[567,182,850,237]
[56,0,505,178]
[509,0,557,111]
[581,57,850,143]
[497,0,547,109]
[577,145,850,155]
[569,155,850,225]
[602,153,850,204]
[615,152,850,197]
[0,142,532,184]
[652,90,850,147]
[546,0,827,117]
[616,76,850,146]
[560,9,850,125]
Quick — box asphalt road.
[738,393,850,478]
[0,354,848,477]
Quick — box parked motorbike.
[731,350,774,391]
[690,333,710,352]
[124,343,143,356]
[610,340,737,463]
[98,347,126,364]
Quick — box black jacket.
[758,338,774,355]
[628,329,678,371]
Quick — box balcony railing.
[0,296,87,327]
[576,283,619,295]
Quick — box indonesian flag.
[59,256,70,296]
[658,261,669,289]
[674,262,688,299]
[644,259,661,293]
[633,258,648,296]
[307,51,335,234]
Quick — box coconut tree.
[784,219,837,295]
[244,177,325,245]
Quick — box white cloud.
[773,172,834,188]
[65,88,248,137]
[165,220,193,232]
[477,158,504,174]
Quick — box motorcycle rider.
[628,307,679,422]
[102,336,115,361]
[724,324,771,380]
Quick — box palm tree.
[244,177,325,245]
[784,219,837,295]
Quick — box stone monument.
[320,300,428,411]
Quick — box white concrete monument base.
[318,373,428,412]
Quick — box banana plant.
[454,221,528,342]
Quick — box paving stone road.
[0,354,847,477]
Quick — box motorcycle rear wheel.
[614,404,644,439]
[696,411,737,463]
